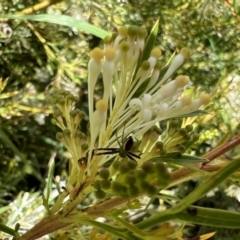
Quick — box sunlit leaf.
[45,153,55,203]
[199,232,216,240]
[173,110,209,119]
[0,205,11,215]
[0,127,26,164]
[145,222,179,240]
[0,14,110,39]
[150,154,207,165]
[0,77,9,92]
[142,19,160,62]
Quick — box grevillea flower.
[49,24,211,204]
[87,25,210,175]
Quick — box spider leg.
[128,151,141,159]
[94,149,119,156]
[126,153,137,162]
[96,148,119,151]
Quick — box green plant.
[1,13,240,240]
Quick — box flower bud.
[136,169,147,179]
[63,129,71,136]
[81,143,88,152]
[51,118,57,125]
[101,180,111,190]
[141,161,155,173]
[119,162,130,174]
[179,128,188,136]
[145,185,158,196]
[185,125,193,132]
[191,133,199,142]
[93,180,101,190]
[56,132,63,140]
[119,26,128,37]
[125,173,136,185]
[99,168,110,180]
[137,27,147,39]
[128,185,139,197]
[155,141,164,150]
[103,35,112,45]
[111,181,123,193]
[112,160,120,170]
[127,159,137,170]
[159,148,167,156]
[95,190,106,199]
[128,26,138,37]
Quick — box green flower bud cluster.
[139,121,199,161]
[49,89,87,160]
[93,160,170,199]
[93,167,111,199]
[152,120,199,156]
[103,26,147,45]
[49,89,79,107]
[140,126,162,153]
[50,90,85,132]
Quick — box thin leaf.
[150,154,207,165]
[142,19,160,62]
[0,205,11,214]
[0,223,19,238]
[216,131,230,147]
[44,153,56,204]
[174,110,209,119]
[0,77,9,92]
[68,216,134,240]
[178,206,240,229]
[0,127,44,185]
[0,14,110,39]
[0,127,26,164]
[199,232,216,240]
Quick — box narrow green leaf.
[0,127,45,185]
[0,14,110,39]
[142,19,160,62]
[45,154,55,202]
[0,223,19,238]
[174,110,209,119]
[178,206,240,229]
[150,154,207,165]
[0,127,27,163]
[69,216,133,240]
[216,131,230,147]
[175,157,240,209]
[0,205,11,214]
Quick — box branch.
[19,0,64,15]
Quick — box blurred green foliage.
[0,0,240,239]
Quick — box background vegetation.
[0,0,240,239]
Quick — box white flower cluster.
[86,26,210,168]
[128,75,210,139]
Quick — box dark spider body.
[93,136,140,162]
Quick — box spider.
[92,135,141,162]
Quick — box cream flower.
[87,26,210,171]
